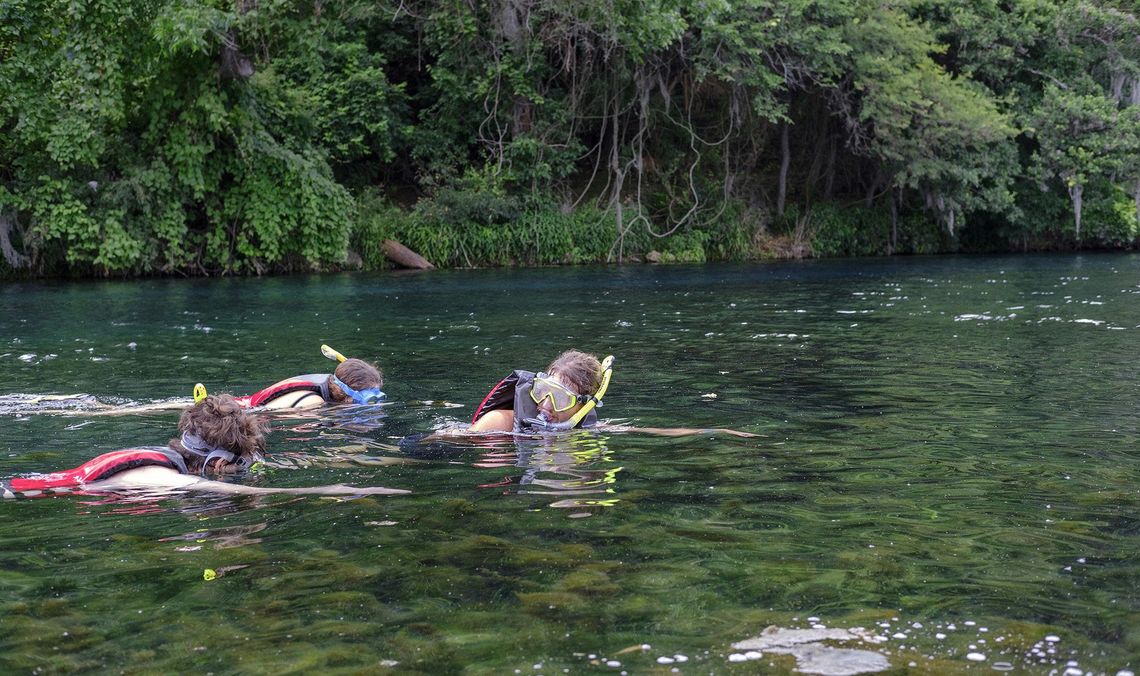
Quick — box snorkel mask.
[331,375,385,405]
[530,376,587,412]
[321,345,385,405]
[180,431,262,475]
[524,355,614,431]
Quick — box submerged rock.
[733,626,870,650]
[768,643,891,676]
[732,626,890,676]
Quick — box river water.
[1,254,1137,673]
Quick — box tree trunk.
[499,0,533,137]
[381,240,434,269]
[823,140,836,199]
[776,122,790,216]
[1133,179,1140,228]
[609,99,627,262]
[889,188,898,255]
[804,125,829,204]
[0,212,29,269]
[864,166,879,208]
[1068,182,1083,240]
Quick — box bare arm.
[469,408,514,433]
[600,425,760,438]
[87,466,409,496]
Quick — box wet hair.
[172,394,267,467]
[546,350,602,396]
[328,358,383,402]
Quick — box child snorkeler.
[235,345,385,410]
[468,350,756,437]
[1,393,407,499]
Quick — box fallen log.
[381,239,435,270]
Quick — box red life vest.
[235,373,331,408]
[2,447,186,496]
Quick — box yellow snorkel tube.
[527,355,614,431]
[193,383,208,404]
[321,344,348,363]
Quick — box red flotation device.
[2,448,185,495]
[235,373,330,408]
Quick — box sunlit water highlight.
[1,254,1138,673]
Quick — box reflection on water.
[1,255,1139,673]
[397,431,623,513]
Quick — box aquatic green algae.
[2,257,1140,673]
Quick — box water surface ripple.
[1,254,1138,673]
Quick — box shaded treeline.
[1,0,1138,275]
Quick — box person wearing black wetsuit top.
[470,350,603,433]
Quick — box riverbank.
[3,195,1137,279]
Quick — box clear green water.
[1,254,1138,674]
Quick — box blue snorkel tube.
[524,355,614,431]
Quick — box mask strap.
[181,432,239,475]
[332,375,384,404]
[180,432,215,457]
[201,449,237,475]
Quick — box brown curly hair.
[328,358,383,402]
[546,350,602,396]
[171,394,267,470]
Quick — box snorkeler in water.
[470,350,612,433]
[0,346,384,417]
[235,345,385,410]
[1,392,407,499]
[467,350,755,438]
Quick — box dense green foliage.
[1,0,1138,275]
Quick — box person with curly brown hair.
[1,394,408,499]
[170,393,269,473]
